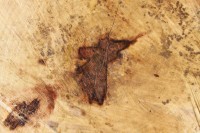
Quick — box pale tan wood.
[0,0,199,132]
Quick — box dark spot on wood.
[38,23,53,39]
[160,50,172,58]
[4,99,40,130]
[154,74,159,77]
[157,0,163,3]
[191,52,200,55]
[184,45,194,52]
[179,51,183,56]
[184,68,189,77]
[105,122,113,127]
[38,59,46,65]
[66,94,70,100]
[160,34,173,58]
[33,85,58,113]
[45,86,57,112]
[76,33,144,105]
[162,99,171,105]
[193,71,200,77]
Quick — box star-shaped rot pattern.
[76,33,144,105]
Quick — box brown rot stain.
[45,86,57,112]
[35,85,57,113]
[162,99,171,105]
[38,59,46,65]
[154,74,159,77]
[76,33,145,105]
[4,99,40,130]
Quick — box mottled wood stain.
[4,99,40,130]
[76,33,144,105]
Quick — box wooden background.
[0,0,200,132]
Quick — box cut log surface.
[0,0,199,132]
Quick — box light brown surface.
[0,0,200,132]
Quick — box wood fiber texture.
[0,0,199,133]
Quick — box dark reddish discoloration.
[45,86,57,112]
[76,33,144,105]
[4,99,40,130]
[38,59,46,65]
[154,74,159,77]
[34,85,57,113]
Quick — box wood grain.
[0,0,199,132]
